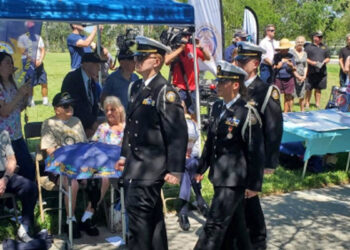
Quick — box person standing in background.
[67,24,102,70]
[259,24,278,85]
[290,36,308,112]
[338,34,350,87]
[224,30,248,63]
[17,21,49,106]
[304,31,330,109]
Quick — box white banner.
[243,7,259,44]
[188,0,223,66]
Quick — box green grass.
[0,53,347,240]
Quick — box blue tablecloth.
[282,109,350,161]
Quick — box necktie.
[87,79,94,104]
[219,104,227,119]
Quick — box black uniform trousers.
[125,180,168,250]
[194,187,252,250]
[245,195,267,249]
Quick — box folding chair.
[0,193,19,224]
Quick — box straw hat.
[276,38,292,50]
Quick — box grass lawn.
[0,52,347,239]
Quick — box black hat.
[216,60,247,82]
[81,53,106,64]
[118,48,134,60]
[134,36,171,56]
[52,92,74,107]
[235,42,266,62]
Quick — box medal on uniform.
[227,126,233,139]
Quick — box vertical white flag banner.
[243,6,259,44]
[188,0,223,74]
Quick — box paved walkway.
[4,185,349,250]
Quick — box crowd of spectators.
[1,21,349,247]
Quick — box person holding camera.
[273,38,296,113]
[67,24,103,70]
[164,34,210,114]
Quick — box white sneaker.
[17,225,33,243]
[42,98,49,106]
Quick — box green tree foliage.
[222,0,350,47]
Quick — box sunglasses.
[134,55,158,62]
[268,29,275,32]
[60,104,72,109]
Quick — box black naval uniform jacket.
[121,73,188,183]
[198,97,265,191]
[247,76,283,169]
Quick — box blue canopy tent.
[0,0,194,25]
[0,1,196,248]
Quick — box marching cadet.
[194,61,265,250]
[235,42,283,250]
[115,36,188,250]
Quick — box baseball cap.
[52,92,74,107]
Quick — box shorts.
[306,74,327,90]
[274,77,295,95]
[32,63,48,86]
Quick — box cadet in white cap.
[194,60,265,250]
[115,36,188,250]
[236,41,283,250]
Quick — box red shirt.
[172,44,205,91]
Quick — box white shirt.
[245,75,257,88]
[144,73,158,87]
[259,36,278,65]
[220,94,241,119]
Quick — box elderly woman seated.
[92,96,125,206]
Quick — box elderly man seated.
[0,130,38,242]
[41,92,100,238]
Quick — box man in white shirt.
[259,24,278,85]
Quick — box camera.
[116,28,138,51]
[160,26,195,49]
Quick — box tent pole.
[97,25,102,84]
[192,35,201,155]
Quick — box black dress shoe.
[64,221,81,239]
[80,219,99,236]
[178,214,190,231]
[197,202,209,218]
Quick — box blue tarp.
[0,0,194,25]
